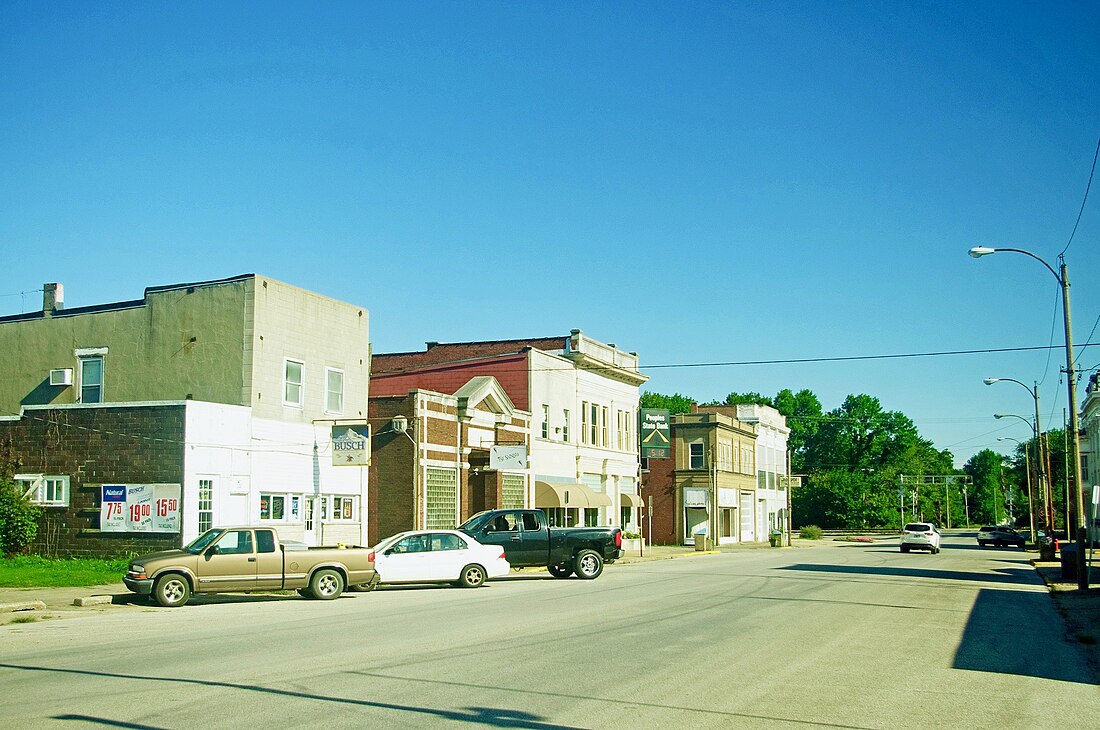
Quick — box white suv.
[901,523,941,554]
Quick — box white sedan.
[371,529,510,588]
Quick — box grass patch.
[10,615,39,624]
[0,556,130,588]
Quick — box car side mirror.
[206,545,220,557]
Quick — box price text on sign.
[100,484,181,533]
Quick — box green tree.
[640,391,696,414]
[964,449,1007,526]
[771,388,823,474]
[0,478,42,556]
[719,391,772,407]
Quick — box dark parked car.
[977,525,1025,548]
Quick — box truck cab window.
[521,513,540,531]
[217,530,253,555]
[490,514,518,532]
[256,530,276,553]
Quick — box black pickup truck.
[458,509,622,579]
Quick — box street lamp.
[987,377,1050,535]
[998,436,1036,542]
[971,245,1087,589]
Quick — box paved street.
[2,534,1098,729]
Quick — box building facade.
[1,275,372,555]
[640,408,761,545]
[371,329,647,530]
[367,377,531,544]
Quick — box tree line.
[642,388,1036,530]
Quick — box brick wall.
[1,404,186,558]
[367,395,416,544]
[641,449,678,545]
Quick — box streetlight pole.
[971,246,1087,589]
[999,436,1035,542]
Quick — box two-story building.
[0,275,372,556]
[370,329,647,532]
[641,406,761,545]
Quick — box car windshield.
[458,511,493,532]
[372,532,411,551]
[182,529,222,554]
[980,526,996,532]
[904,524,931,532]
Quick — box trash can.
[1060,543,1078,580]
[769,530,782,547]
[693,534,709,551]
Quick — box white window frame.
[283,358,304,408]
[581,402,590,445]
[541,404,550,439]
[16,474,70,507]
[562,409,570,443]
[600,406,609,447]
[197,478,214,533]
[689,442,705,470]
[324,367,344,414]
[79,356,104,403]
[260,493,289,521]
[330,495,356,522]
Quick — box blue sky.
[2,1,1098,467]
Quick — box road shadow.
[953,588,1096,684]
[0,664,582,729]
[778,563,1038,585]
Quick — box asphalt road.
[3,533,1098,729]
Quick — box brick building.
[367,377,530,543]
[372,329,647,531]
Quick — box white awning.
[620,492,644,507]
[535,480,613,508]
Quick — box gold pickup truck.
[123,526,378,607]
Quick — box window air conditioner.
[49,368,73,386]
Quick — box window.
[600,406,609,447]
[640,457,649,471]
[589,403,599,445]
[425,467,457,529]
[256,530,277,553]
[562,409,570,442]
[431,533,468,551]
[488,513,519,532]
[216,530,254,555]
[325,368,344,414]
[689,442,705,470]
[79,357,103,403]
[581,402,590,445]
[16,475,69,506]
[331,496,355,521]
[260,494,286,520]
[284,358,304,407]
[717,441,732,472]
[502,474,525,509]
[541,404,550,439]
[521,512,540,530]
[198,479,214,533]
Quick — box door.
[514,511,549,566]
[253,529,285,590]
[197,529,258,591]
[739,493,755,542]
[685,507,709,545]
[379,533,433,582]
[303,496,320,546]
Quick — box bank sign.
[639,409,671,459]
[101,484,181,533]
[332,424,370,466]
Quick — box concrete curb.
[0,600,46,613]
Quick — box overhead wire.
[1059,133,1100,257]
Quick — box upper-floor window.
[689,442,705,470]
[325,367,344,414]
[15,474,70,506]
[600,406,609,447]
[562,409,570,442]
[581,402,590,445]
[284,359,304,407]
[541,404,550,439]
[589,403,599,445]
[79,357,103,403]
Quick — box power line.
[1059,133,1100,257]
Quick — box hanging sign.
[490,445,527,471]
[332,424,370,466]
[639,409,671,458]
[100,484,181,533]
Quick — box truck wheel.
[459,564,486,588]
[347,582,376,593]
[548,564,574,578]
[309,569,345,600]
[574,550,603,580]
[153,574,191,607]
